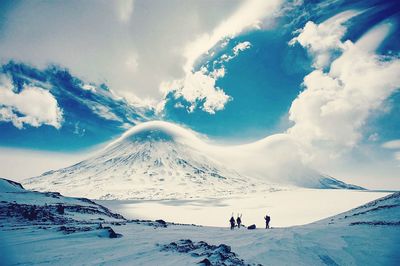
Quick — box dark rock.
[161,239,252,266]
[198,258,212,265]
[350,221,400,226]
[59,225,67,231]
[44,192,61,198]
[59,225,93,234]
[56,204,65,215]
[247,224,256,230]
[103,226,123,238]
[156,219,167,225]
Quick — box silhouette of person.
[236,214,242,228]
[229,215,235,230]
[264,214,271,229]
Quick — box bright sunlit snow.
[99,189,389,228]
[1,0,400,265]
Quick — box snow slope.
[1,180,399,265]
[24,121,362,200]
[0,178,125,224]
[25,122,264,200]
[0,178,25,192]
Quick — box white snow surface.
[0,178,25,193]
[98,189,389,228]
[24,121,362,200]
[1,179,399,265]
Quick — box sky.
[0,0,399,189]
[0,0,241,100]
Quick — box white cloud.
[368,133,379,142]
[125,53,139,73]
[0,74,63,129]
[210,67,226,79]
[88,104,122,122]
[395,152,400,162]
[82,84,97,93]
[160,39,253,114]
[233,41,252,55]
[116,0,135,23]
[220,41,252,63]
[289,10,361,69]
[118,90,158,110]
[158,0,280,115]
[0,1,242,102]
[355,22,393,53]
[382,140,400,149]
[287,22,400,160]
[162,68,231,114]
[183,0,282,72]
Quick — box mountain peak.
[108,121,203,147]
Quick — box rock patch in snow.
[160,239,260,266]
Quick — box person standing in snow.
[264,214,271,229]
[229,215,235,230]
[236,214,242,228]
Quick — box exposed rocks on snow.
[0,202,124,225]
[346,192,400,214]
[344,204,399,219]
[160,239,261,266]
[1,203,72,224]
[0,178,127,238]
[127,219,168,228]
[155,219,167,227]
[350,221,400,226]
[59,225,93,234]
[56,204,65,214]
[329,191,400,226]
[247,224,256,230]
[101,226,123,238]
[127,218,202,229]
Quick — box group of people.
[229,214,243,229]
[229,213,271,229]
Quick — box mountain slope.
[24,122,265,200]
[0,178,125,224]
[24,121,362,200]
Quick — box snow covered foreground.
[1,178,399,265]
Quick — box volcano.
[24,121,362,200]
[24,121,264,199]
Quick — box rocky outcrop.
[161,239,261,266]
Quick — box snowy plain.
[98,189,389,228]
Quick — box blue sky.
[0,0,399,189]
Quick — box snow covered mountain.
[24,121,363,200]
[24,121,264,200]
